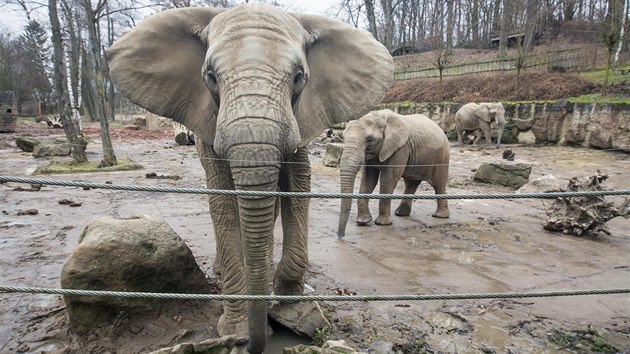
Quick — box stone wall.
[380,101,630,151]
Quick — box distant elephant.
[455,102,506,148]
[107,4,393,354]
[337,109,450,238]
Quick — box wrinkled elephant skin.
[107,4,393,354]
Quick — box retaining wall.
[379,102,630,151]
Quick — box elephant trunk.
[229,144,283,354]
[496,123,504,148]
[337,144,364,238]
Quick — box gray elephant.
[337,109,450,238]
[107,4,393,354]
[455,102,506,148]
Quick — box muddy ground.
[1,120,629,354]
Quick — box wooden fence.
[394,49,581,81]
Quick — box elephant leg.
[456,127,464,145]
[375,160,405,225]
[356,167,379,225]
[395,178,421,216]
[274,147,310,296]
[481,124,492,147]
[430,165,450,219]
[472,130,483,146]
[196,140,248,337]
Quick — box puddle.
[266,321,310,352]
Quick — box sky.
[0,0,339,34]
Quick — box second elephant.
[337,109,450,238]
[455,102,506,148]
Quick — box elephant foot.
[356,214,372,225]
[269,301,330,339]
[375,215,393,225]
[432,209,450,218]
[218,313,249,338]
[273,279,304,297]
[395,204,412,216]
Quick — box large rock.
[32,142,71,157]
[517,175,565,193]
[15,137,41,152]
[269,301,330,339]
[284,340,366,354]
[149,335,248,354]
[323,143,344,167]
[61,216,211,335]
[473,161,532,189]
[516,130,536,144]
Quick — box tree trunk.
[472,0,480,47]
[446,0,454,52]
[499,0,511,57]
[82,0,117,166]
[524,0,540,52]
[49,0,87,163]
[364,0,379,40]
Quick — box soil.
[1,120,629,354]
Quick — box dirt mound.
[384,72,598,103]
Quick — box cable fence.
[1,285,628,302]
[1,174,629,303]
[2,176,630,200]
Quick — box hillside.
[384,72,599,102]
[386,46,630,103]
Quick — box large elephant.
[337,109,450,238]
[107,4,393,354]
[455,102,506,148]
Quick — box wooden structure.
[0,91,18,133]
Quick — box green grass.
[578,65,630,86]
[35,158,143,174]
[548,329,618,353]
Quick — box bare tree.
[81,0,117,166]
[364,0,379,39]
[49,0,88,163]
[498,0,511,57]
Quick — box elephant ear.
[474,104,492,123]
[378,112,410,162]
[290,13,394,145]
[107,8,224,144]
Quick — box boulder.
[32,142,71,157]
[473,161,532,189]
[517,175,565,194]
[284,340,366,354]
[269,301,330,339]
[323,143,344,167]
[15,137,41,152]
[149,335,248,354]
[61,216,211,335]
[516,130,536,144]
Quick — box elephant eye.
[291,66,307,105]
[293,67,305,86]
[204,69,218,92]
[366,136,375,144]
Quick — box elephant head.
[475,102,507,147]
[337,110,408,237]
[107,4,393,353]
